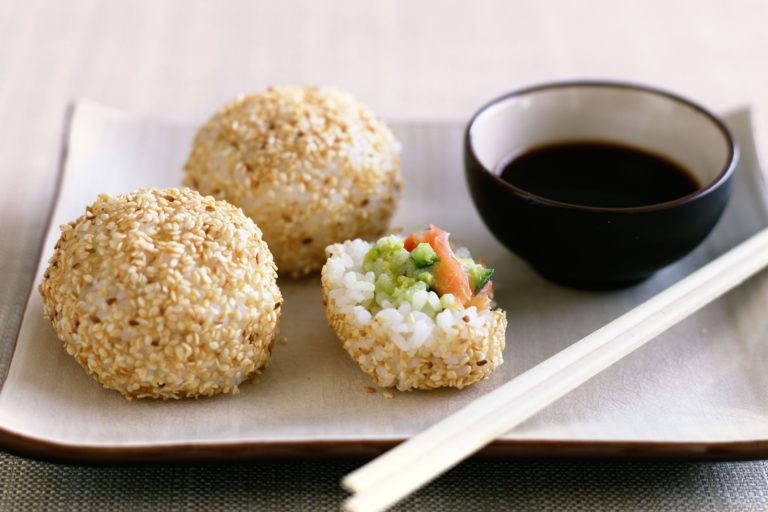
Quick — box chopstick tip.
[342,494,368,512]
[341,474,358,493]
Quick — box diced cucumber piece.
[411,243,439,268]
[468,266,494,294]
[416,271,434,287]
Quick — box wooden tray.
[1,102,766,462]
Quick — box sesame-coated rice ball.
[39,188,282,400]
[183,85,402,278]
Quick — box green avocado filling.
[361,236,492,315]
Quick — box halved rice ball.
[183,85,402,277]
[39,188,282,399]
[321,226,507,391]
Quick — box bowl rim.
[465,80,738,213]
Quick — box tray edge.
[1,426,767,465]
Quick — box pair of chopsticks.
[342,226,768,512]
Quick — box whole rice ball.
[183,85,402,278]
[39,188,282,399]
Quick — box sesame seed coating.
[39,188,282,400]
[183,85,402,277]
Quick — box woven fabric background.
[1,454,767,511]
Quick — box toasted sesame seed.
[39,187,282,400]
[182,85,402,278]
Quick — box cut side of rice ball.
[321,225,507,391]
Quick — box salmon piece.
[405,225,474,306]
[466,295,490,310]
[466,281,493,310]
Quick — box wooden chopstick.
[343,226,768,512]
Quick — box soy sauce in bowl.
[497,141,700,208]
[465,82,737,289]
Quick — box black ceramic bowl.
[465,81,738,288]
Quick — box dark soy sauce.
[498,141,700,208]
